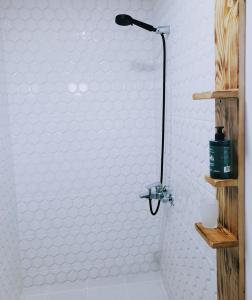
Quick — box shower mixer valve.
[140,183,174,206]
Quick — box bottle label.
[210,145,232,177]
[224,165,231,173]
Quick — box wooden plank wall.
[214,0,245,299]
[215,0,239,90]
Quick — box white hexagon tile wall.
[0,0,221,299]
[153,0,218,299]
[0,0,162,290]
[0,26,22,300]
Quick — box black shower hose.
[149,33,166,216]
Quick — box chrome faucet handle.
[139,192,150,200]
[140,182,174,206]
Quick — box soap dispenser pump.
[209,126,233,179]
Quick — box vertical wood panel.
[216,100,239,300]
[215,0,239,90]
[215,0,245,299]
[237,0,245,298]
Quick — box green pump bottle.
[209,126,233,179]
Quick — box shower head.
[115,14,157,32]
[115,14,133,26]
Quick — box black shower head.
[115,14,133,26]
[115,14,157,32]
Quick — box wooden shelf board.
[195,223,238,249]
[193,89,239,100]
[205,176,238,188]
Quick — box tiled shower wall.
[0,0,221,298]
[153,0,218,299]
[0,0,162,289]
[0,28,21,300]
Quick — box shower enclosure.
[0,1,217,300]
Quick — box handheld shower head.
[115,14,157,32]
[115,14,133,26]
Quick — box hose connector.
[156,26,171,35]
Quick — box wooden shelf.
[193,89,239,100]
[195,223,238,249]
[205,176,238,188]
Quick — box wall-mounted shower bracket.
[140,182,174,206]
[155,26,170,35]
